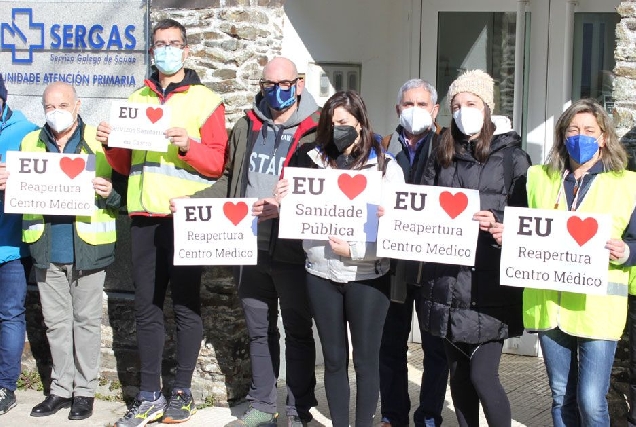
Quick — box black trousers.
[131,216,203,392]
[237,251,316,420]
[444,339,510,427]
[307,273,390,427]
[380,284,449,427]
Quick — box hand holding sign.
[165,127,191,153]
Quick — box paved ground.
[1,343,552,426]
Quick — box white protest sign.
[278,167,382,241]
[500,206,612,295]
[173,198,258,266]
[4,151,96,216]
[108,101,171,152]
[377,183,481,265]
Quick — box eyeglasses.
[153,41,186,49]
[259,78,299,90]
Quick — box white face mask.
[453,107,484,136]
[399,107,433,135]
[46,105,77,133]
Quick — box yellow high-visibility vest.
[21,126,117,245]
[523,165,636,340]
[126,85,222,215]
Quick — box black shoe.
[30,394,72,417]
[69,396,94,420]
[0,387,16,414]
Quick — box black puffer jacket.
[417,131,531,344]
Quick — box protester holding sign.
[377,79,449,427]
[417,70,531,427]
[96,19,228,426]
[16,82,121,421]
[275,90,404,427]
[519,99,636,427]
[0,74,38,416]
[182,56,319,427]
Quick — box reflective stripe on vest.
[20,126,117,246]
[126,85,222,214]
[523,165,636,340]
[129,162,214,186]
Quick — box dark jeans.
[444,339,510,427]
[131,217,203,393]
[0,258,29,391]
[380,284,449,427]
[307,273,390,427]
[237,251,316,420]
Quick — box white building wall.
[282,0,416,136]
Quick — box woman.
[519,99,636,427]
[276,90,404,427]
[417,70,531,427]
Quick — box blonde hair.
[546,99,627,175]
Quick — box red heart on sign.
[567,216,598,246]
[146,107,163,124]
[337,173,367,200]
[439,191,468,219]
[223,201,248,226]
[59,157,85,179]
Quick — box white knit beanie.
[446,70,495,113]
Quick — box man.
[96,18,228,426]
[0,74,38,415]
[14,82,120,420]
[183,57,318,427]
[379,79,450,427]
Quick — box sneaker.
[162,390,196,424]
[287,415,308,427]
[225,405,278,427]
[380,417,393,427]
[0,388,16,415]
[114,395,167,427]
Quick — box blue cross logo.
[1,8,45,64]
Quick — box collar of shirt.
[399,128,429,164]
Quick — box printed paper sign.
[376,183,481,265]
[278,167,382,241]
[500,206,612,295]
[4,151,96,216]
[108,101,171,152]
[173,198,258,266]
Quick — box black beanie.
[0,74,6,103]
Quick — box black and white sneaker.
[0,387,16,415]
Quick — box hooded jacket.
[0,105,38,264]
[417,126,531,344]
[192,90,320,264]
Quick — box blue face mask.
[263,84,297,111]
[565,134,600,165]
[153,46,184,76]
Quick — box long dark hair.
[316,90,385,171]
[436,105,495,167]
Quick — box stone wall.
[612,2,636,423]
[21,1,288,406]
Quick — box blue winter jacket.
[0,105,39,264]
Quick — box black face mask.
[333,125,358,153]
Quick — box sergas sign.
[0,1,148,97]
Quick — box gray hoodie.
[245,91,319,249]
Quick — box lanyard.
[554,170,589,211]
